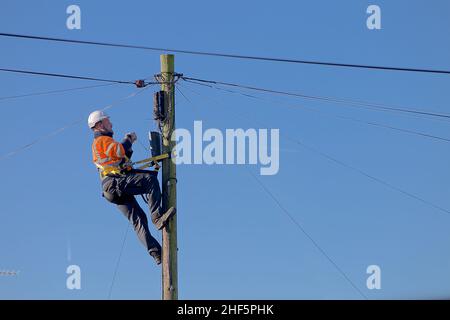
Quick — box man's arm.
[121,132,137,159]
[121,138,133,159]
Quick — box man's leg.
[118,172,176,229]
[115,195,162,264]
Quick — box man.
[88,110,176,265]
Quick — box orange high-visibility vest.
[92,135,126,169]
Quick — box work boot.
[152,207,177,230]
[150,251,161,265]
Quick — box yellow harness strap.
[133,153,170,170]
[95,154,170,177]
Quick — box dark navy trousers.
[102,170,162,255]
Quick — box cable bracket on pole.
[153,73,183,86]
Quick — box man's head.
[88,110,113,134]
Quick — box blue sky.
[1,0,450,299]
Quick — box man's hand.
[125,132,137,144]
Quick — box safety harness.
[95,153,170,179]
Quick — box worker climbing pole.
[88,54,180,300]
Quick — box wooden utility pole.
[160,54,178,300]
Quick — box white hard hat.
[88,110,109,128]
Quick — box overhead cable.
[2,32,450,75]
